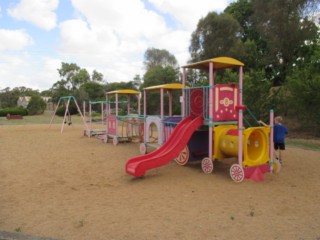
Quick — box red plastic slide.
[126,115,203,177]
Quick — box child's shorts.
[274,142,285,150]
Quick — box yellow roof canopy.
[106,89,140,95]
[143,83,186,91]
[182,57,244,70]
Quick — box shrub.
[56,103,78,116]
[27,96,47,115]
[0,107,28,117]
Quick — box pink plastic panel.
[213,84,239,121]
[107,115,117,135]
[190,88,204,118]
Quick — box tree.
[105,81,136,93]
[142,65,179,88]
[74,69,90,87]
[133,74,142,89]
[58,63,81,90]
[189,12,245,63]
[27,95,47,115]
[52,63,105,105]
[285,34,320,136]
[79,81,105,101]
[50,80,72,103]
[144,48,178,71]
[252,0,318,85]
[142,65,180,115]
[142,48,181,114]
[92,70,103,82]
[58,63,91,90]
[0,87,17,108]
[224,0,267,70]
[0,86,40,108]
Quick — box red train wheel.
[201,157,214,174]
[175,145,190,166]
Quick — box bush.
[56,103,78,116]
[27,96,47,115]
[0,107,28,117]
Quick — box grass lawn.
[286,138,320,151]
[1,110,320,151]
[0,110,85,125]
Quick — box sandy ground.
[0,124,320,240]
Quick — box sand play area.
[0,123,320,240]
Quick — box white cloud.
[56,0,232,84]
[34,57,61,89]
[1,0,233,90]
[57,0,165,82]
[7,0,59,31]
[0,53,60,90]
[58,0,194,82]
[147,0,230,30]
[0,29,34,50]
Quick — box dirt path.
[0,124,319,240]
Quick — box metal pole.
[269,109,274,172]
[182,69,186,117]
[160,88,164,144]
[49,97,61,128]
[208,62,214,160]
[238,109,244,166]
[61,98,70,133]
[168,90,172,116]
[73,97,89,131]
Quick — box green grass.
[1,112,320,152]
[0,110,85,125]
[287,138,320,151]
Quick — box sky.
[0,0,235,91]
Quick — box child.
[258,116,288,164]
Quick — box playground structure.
[126,57,280,182]
[49,96,89,134]
[105,89,143,145]
[139,83,185,154]
[83,100,109,141]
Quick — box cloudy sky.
[0,0,234,91]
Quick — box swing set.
[49,96,89,133]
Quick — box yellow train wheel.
[272,158,282,174]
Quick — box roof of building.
[182,57,244,70]
[106,89,140,95]
[143,83,186,91]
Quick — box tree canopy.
[189,12,245,62]
[143,48,179,71]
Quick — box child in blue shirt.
[258,116,288,164]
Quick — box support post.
[73,97,89,132]
[49,98,61,128]
[269,109,274,172]
[89,102,92,133]
[127,94,131,115]
[83,101,86,131]
[61,98,70,133]
[208,62,214,160]
[101,102,104,127]
[182,69,186,117]
[238,109,244,166]
[160,88,164,144]
[168,90,172,116]
[239,66,243,105]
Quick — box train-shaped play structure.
[126,57,281,182]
